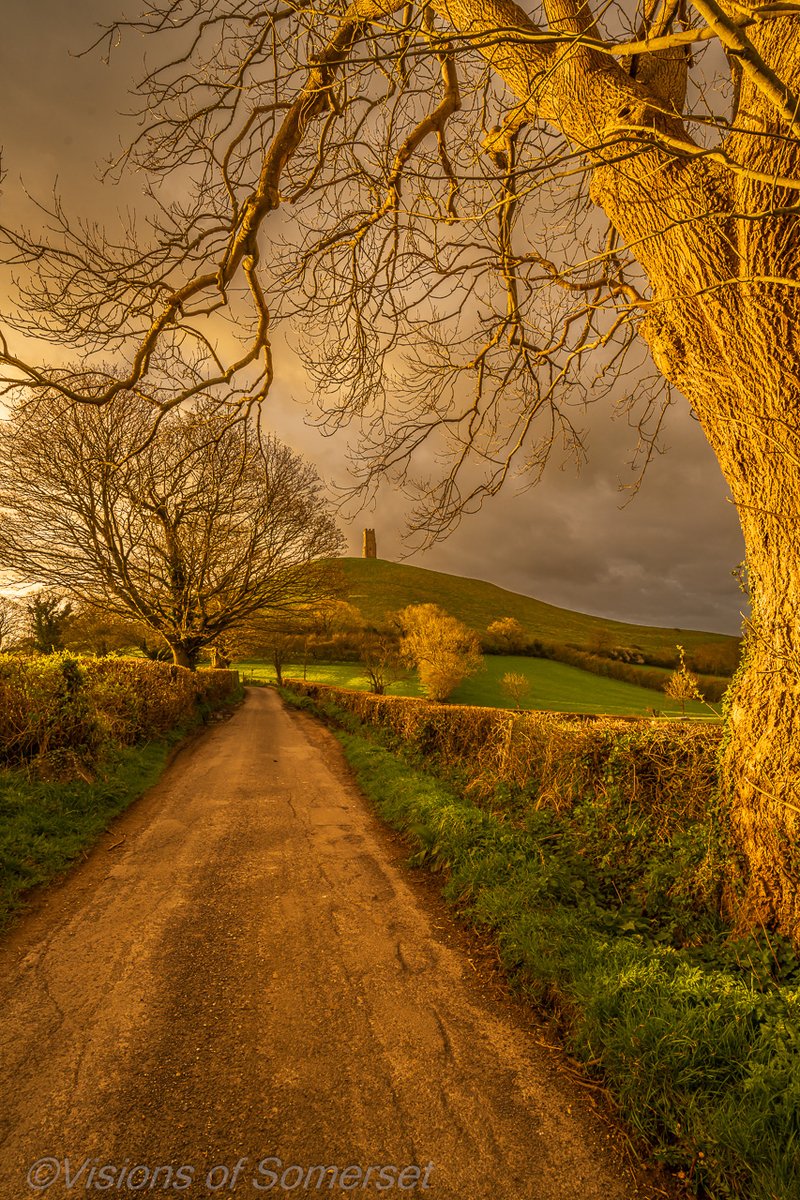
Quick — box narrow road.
[0,689,665,1199]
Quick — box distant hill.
[337,557,740,672]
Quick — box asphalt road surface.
[0,688,670,1200]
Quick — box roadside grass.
[238,656,718,718]
[0,739,173,929]
[0,685,243,931]
[282,687,800,1200]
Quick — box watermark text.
[26,1157,434,1193]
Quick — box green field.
[336,557,740,665]
[237,657,721,718]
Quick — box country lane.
[0,687,669,1200]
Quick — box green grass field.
[335,557,740,667]
[237,657,721,717]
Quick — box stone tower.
[362,528,377,559]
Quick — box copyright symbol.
[27,1158,60,1190]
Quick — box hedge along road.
[0,688,667,1200]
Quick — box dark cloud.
[1,1,746,636]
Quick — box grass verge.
[0,688,242,931]
[283,687,800,1200]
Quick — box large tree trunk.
[723,571,800,933]
[171,644,196,670]
[643,307,800,935]
[705,366,800,934]
[574,23,800,935]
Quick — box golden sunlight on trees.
[0,394,344,668]
[486,617,528,655]
[0,0,798,930]
[500,670,531,709]
[664,645,705,716]
[398,604,483,702]
[358,631,408,695]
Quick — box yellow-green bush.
[0,654,240,766]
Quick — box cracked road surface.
[0,688,667,1199]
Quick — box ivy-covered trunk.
[715,394,800,933]
[646,311,800,936]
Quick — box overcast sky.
[0,0,747,635]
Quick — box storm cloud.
[1,0,746,636]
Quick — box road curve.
[0,688,665,1200]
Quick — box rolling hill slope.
[337,557,740,668]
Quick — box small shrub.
[500,671,530,708]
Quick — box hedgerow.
[0,654,240,768]
[0,655,241,926]
[283,681,720,818]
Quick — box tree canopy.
[398,603,483,700]
[0,393,345,666]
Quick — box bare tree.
[0,1,799,929]
[358,631,408,694]
[0,596,23,652]
[63,602,161,658]
[0,394,345,667]
[234,611,318,685]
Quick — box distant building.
[362,528,377,559]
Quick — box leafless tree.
[0,0,798,929]
[0,596,23,652]
[62,602,156,658]
[0,393,345,667]
[358,630,408,693]
[234,611,318,684]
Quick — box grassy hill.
[337,557,740,668]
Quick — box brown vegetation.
[285,681,720,831]
[0,654,239,771]
[398,604,483,701]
